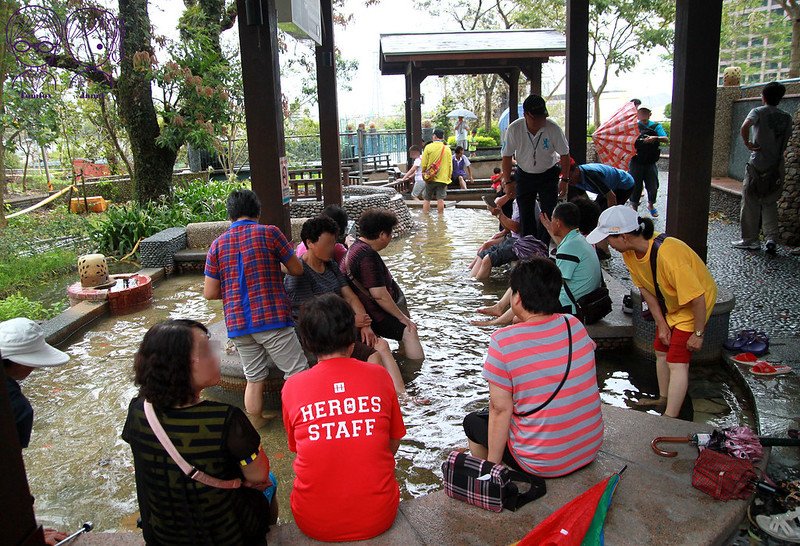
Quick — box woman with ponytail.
[586,206,717,419]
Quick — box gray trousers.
[740,164,782,243]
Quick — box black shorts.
[371,314,407,342]
[462,410,530,475]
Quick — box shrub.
[0,293,63,322]
[660,121,670,137]
[90,179,246,257]
[0,249,77,297]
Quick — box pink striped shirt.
[483,314,604,477]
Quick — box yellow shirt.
[623,233,717,332]
[421,141,453,185]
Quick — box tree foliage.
[587,0,674,127]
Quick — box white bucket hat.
[586,205,642,245]
[0,318,69,368]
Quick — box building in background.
[718,0,791,85]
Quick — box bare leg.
[437,199,445,214]
[637,350,668,407]
[423,199,431,213]
[474,255,493,281]
[496,287,512,310]
[471,307,515,326]
[664,362,689,418]
[369,339,406,395]
[468,439,488,459]
[244,380,266,426]
[459,176,467,190]
[401,327,425,360]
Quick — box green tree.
[720,0,792,83]
[587,0,675,128]
[776,1,800,78]
[0,0,19,227]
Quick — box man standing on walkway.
[204,189,308,427]
[421,129,453,214]
[628,106,668,218]
[500,94,570,244]
[731,81,793,255]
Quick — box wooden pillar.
[0,365,44,545]
[566,0,589,164]
[404,63,413,159]
[508,69,520,123]
[666,0,723,261]
[236,0,290,235]
[410,67,424,148]
[529,61,542,95]
[316,0,342,206]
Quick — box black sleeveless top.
[122,397,269,545]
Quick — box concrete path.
[75,406,757,545]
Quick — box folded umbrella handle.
[651,436,691,458]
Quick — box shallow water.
[21,208,752,532]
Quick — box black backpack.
[634,121,661,165]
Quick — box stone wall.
[778,109,800,245]
[288,186,414,237]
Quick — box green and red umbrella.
[513,467,625,546]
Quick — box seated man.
[344,208,424,360]
[463,258,604,477]
[451,146,473,189]
[285,216,406,396]
[474,202,602,325]
[469,188,547,281]
[282,293,406,542]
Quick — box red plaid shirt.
[205,220,295,337]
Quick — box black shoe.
[766,240,777,255]
[622,295,633,314]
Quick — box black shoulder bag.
[642,233,668,321]
[557,254,612,325]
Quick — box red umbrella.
[592,102,639,170]
[513,467,625,546]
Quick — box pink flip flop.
[751,362,793,376]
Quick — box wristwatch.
[694,330,704,337]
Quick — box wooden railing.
[287,167,352,201]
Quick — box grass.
[0,248,77,298]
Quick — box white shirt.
[501,117,569,174]
[455,120,468,141]
[412,157,423,184]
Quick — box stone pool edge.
[40,268,772,545]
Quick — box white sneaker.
[731,240,760,250]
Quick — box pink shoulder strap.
[143,400,242,490]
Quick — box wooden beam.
[237,0,290,235]
[404,63,413,162]
[566,0,589,164]
[316,0,342,206]
[665,0,723,261]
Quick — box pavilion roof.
[379,29,566,75]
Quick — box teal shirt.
[556,229,603,312]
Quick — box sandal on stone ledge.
[755,508,800,543]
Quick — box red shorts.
[653,328,693,364]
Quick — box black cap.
[522,95,548,117]
[433,128,444,139]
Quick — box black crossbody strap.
[514,317,572,417]
[562,280,580,311]
[649,234,668,313]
